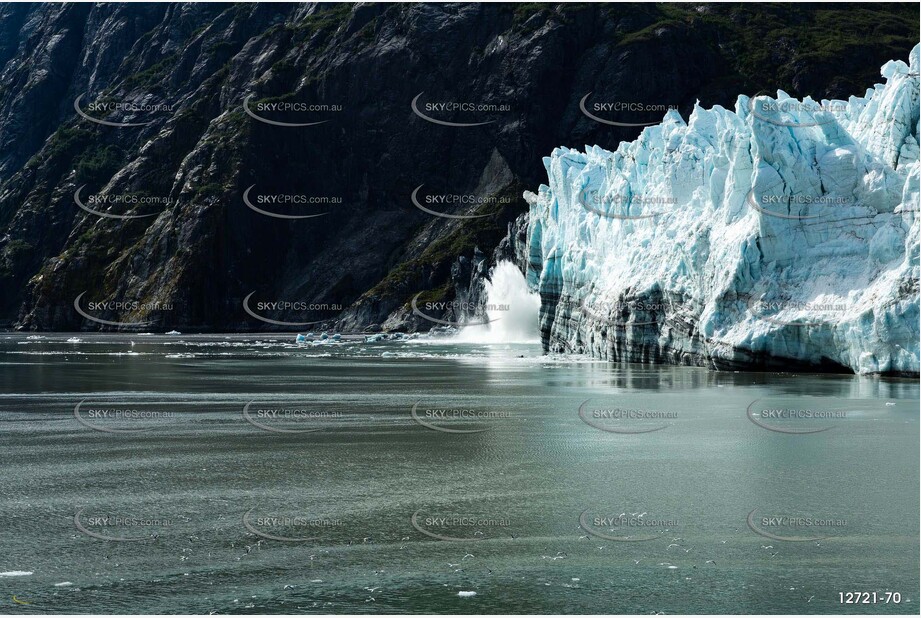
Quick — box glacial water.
[0,333,917,614]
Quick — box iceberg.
[524,44,920,375]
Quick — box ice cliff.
[524,44,920,375]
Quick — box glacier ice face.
[525,44,920,375]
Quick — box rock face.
[525,45,920,376]
[0,3,916,332]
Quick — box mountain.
[525,44,919,376]
[0,3,917,333]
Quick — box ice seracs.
[524,44,920,375]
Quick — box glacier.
[524,44,920,376]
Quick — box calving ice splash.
[524,44,921,375]
[457,261,541,344]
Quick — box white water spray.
[457,261,541,343]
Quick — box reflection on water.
[0,333,917,614]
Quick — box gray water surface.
[0,333,917,614]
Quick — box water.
[0,333,917,614]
